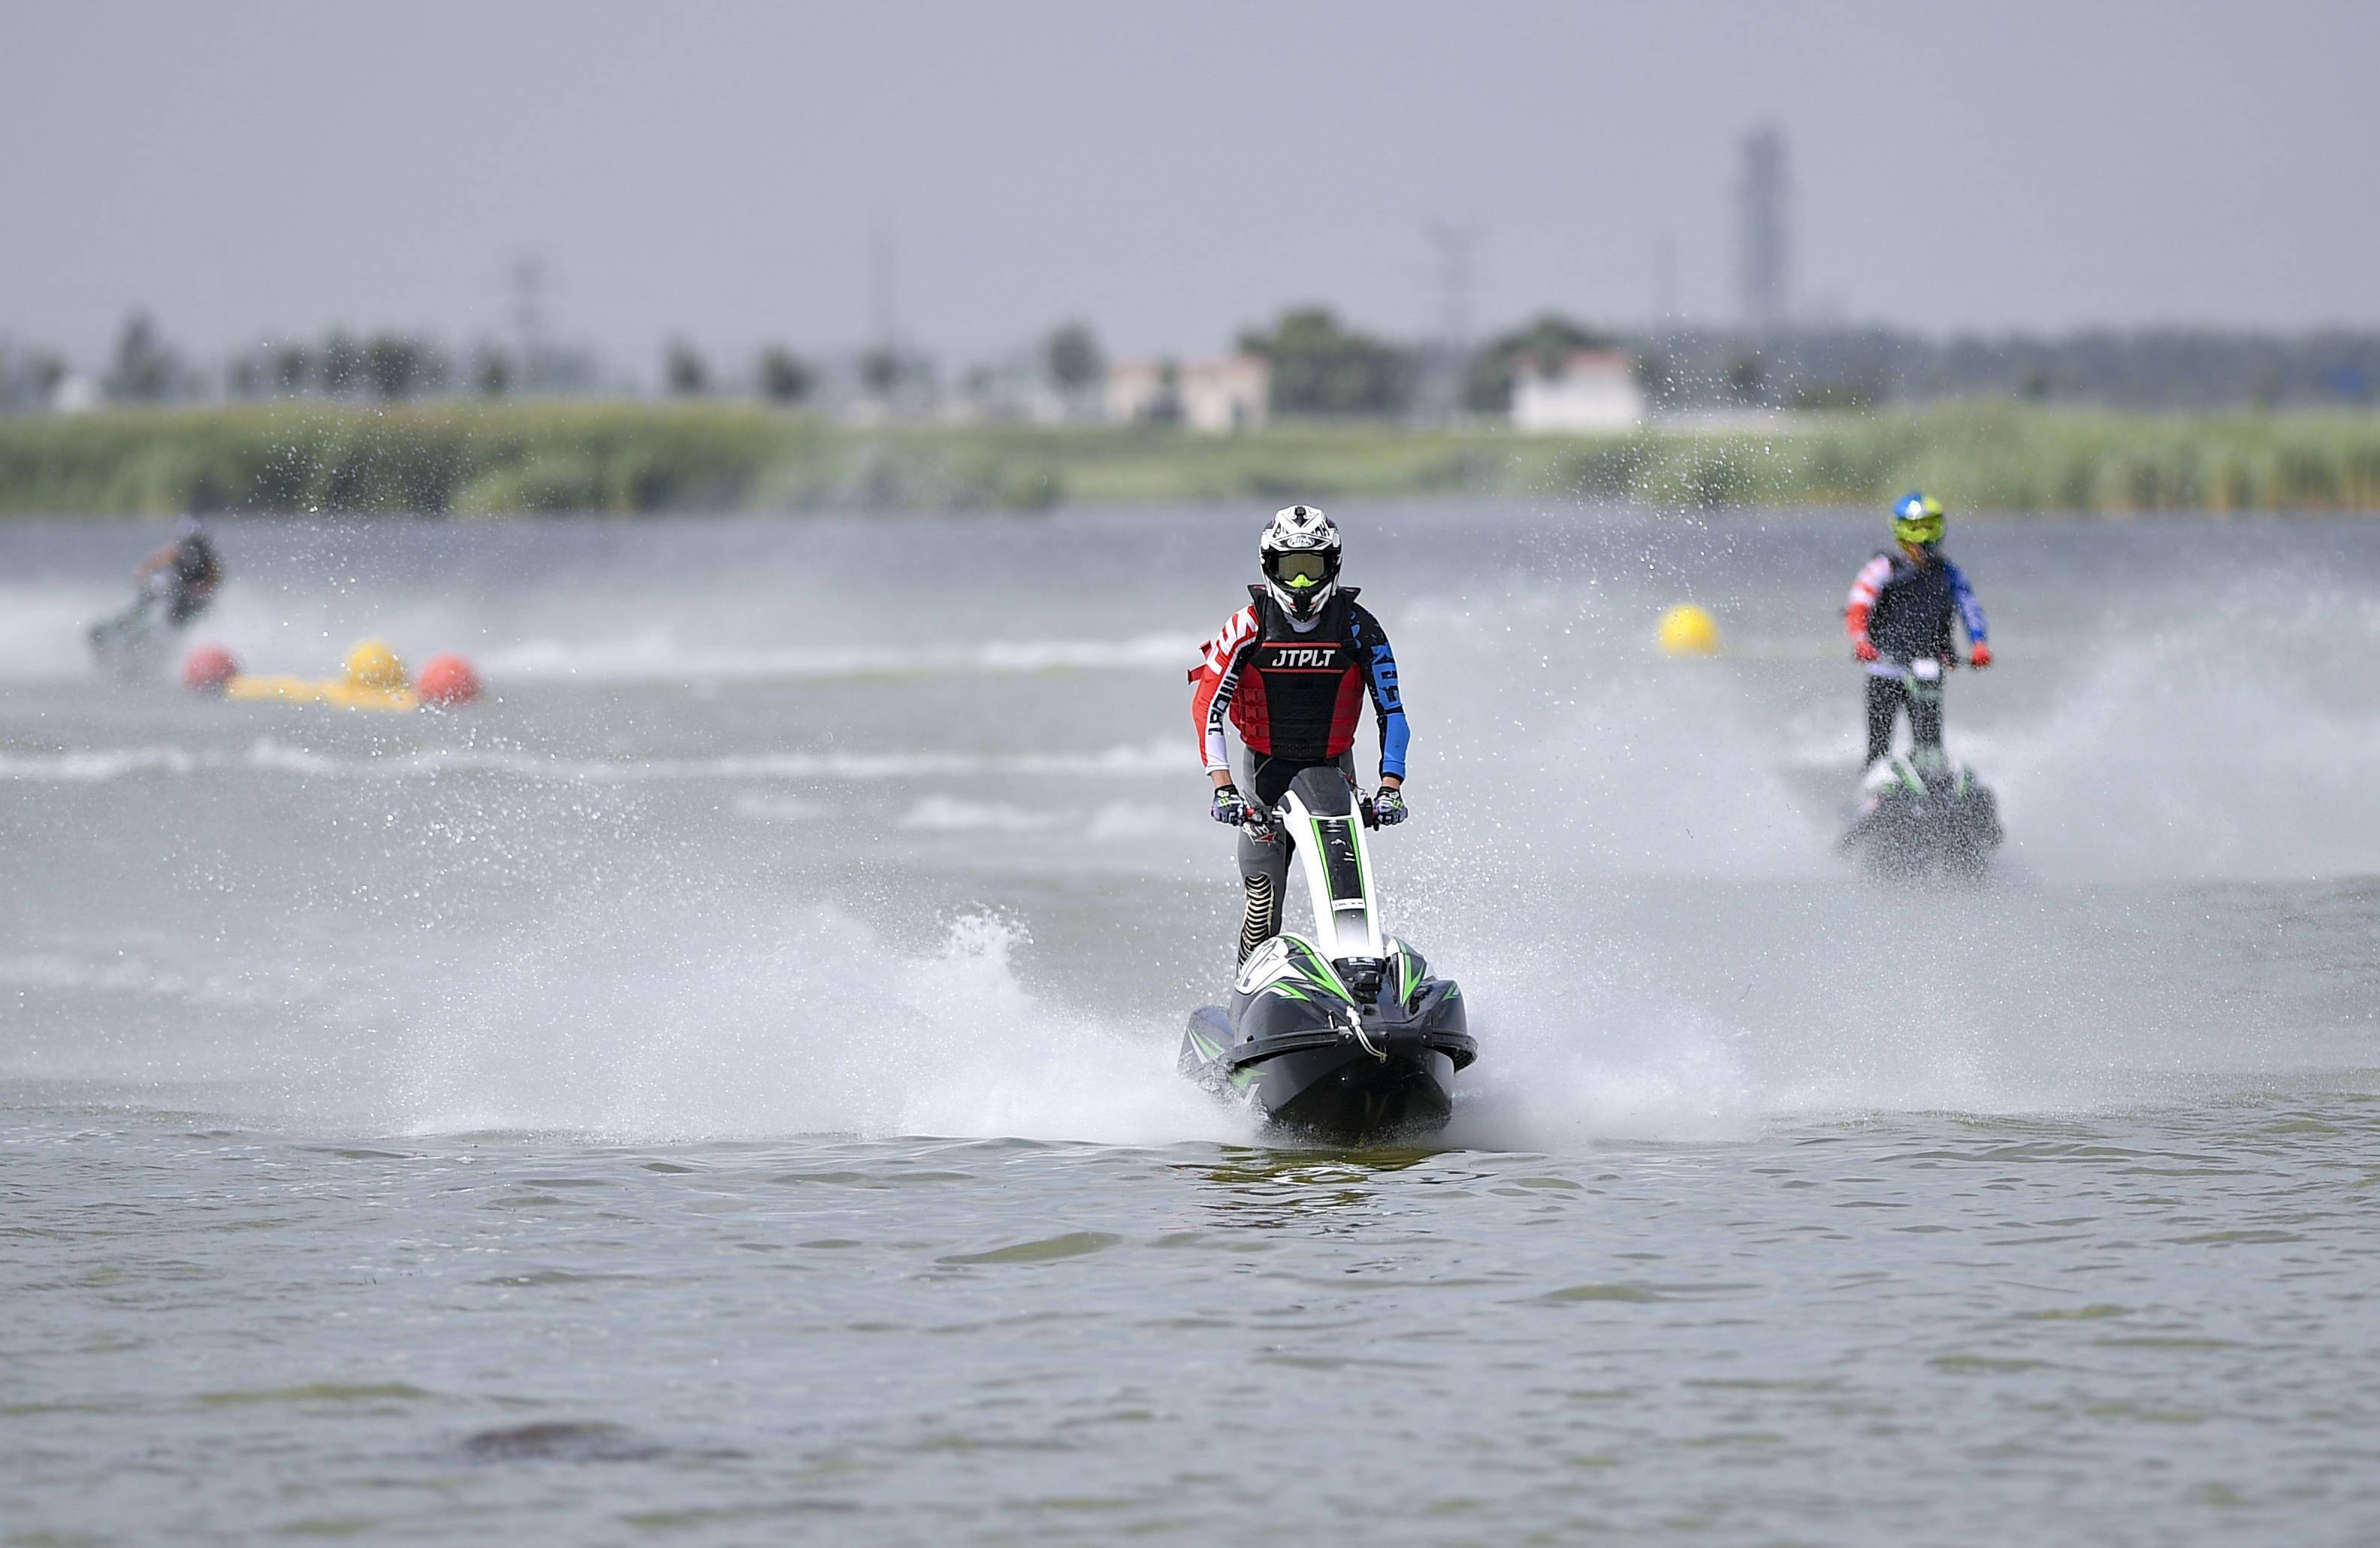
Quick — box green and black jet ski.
[1180,766,1475,1141]
[1841,747,2003,882]
[88,578,176,682]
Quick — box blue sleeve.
[1947,563,1988,644]
[1351,606,1409,780]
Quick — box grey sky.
[5,0,2375,374]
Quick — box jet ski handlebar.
[1242,772,1386,834]
[1241,800,1386,835]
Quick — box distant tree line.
[1632,326,2380,413]
[1233,311,2380,418]
[1232,308,1637,419]
[218,322,600,403]
[225,331,455,401]
[661,339,817,403]
[9,307,2378,420]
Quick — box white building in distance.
[1512,349,1645,433]
[1106,355,1270,433]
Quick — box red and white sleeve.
[1187,606,1258,772]
[1844,555,1889,641]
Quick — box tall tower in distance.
[1737,124,1790,330]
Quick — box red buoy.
[416,653,482,707]
[182,644,237,694]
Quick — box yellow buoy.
[1657,604,1722,658]
[344,638,407,690]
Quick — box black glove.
[1371,787,1409,826]
[1210,783,1253,826]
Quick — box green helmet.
[1892,491,1944,546]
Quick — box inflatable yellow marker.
[1657,604,1722,658]
[224,638,420,711]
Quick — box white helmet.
[1258,504,1342,622]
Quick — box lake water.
[3,506,2376,1544]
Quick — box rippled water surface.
[3,508,2376,1544]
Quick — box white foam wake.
[388,910,1244,1147]
[478,630,1201,684]
[0,737,1181,785]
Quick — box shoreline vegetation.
[3,401,2378,517]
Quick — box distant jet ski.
[86,576,177,682]
[1841,747,2002,881]
[91,521,221,682]
[1180,766,1475,1141]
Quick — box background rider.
[1843,492,1992,768]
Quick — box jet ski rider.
[91,515,224,660]
[139,516,224,627]
[1844,492,1992,769]
[1189,505,1409,965]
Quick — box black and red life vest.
[1230,585,1368,762]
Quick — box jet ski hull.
[1181,960,1475,1142]
[89,604,171,683]
[1237,1032,1463,1138]
[1843,785,2001,881]
[1182,768,1478,1142]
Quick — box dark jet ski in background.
[1180,766,1475,1141]
[88,573,179,682]
[1841,747,2002,882]
[89,519,223,683]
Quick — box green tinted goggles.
[1270,552,1334,587]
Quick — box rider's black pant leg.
[1907,683,1944,749]
[1864,676,1903,764]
